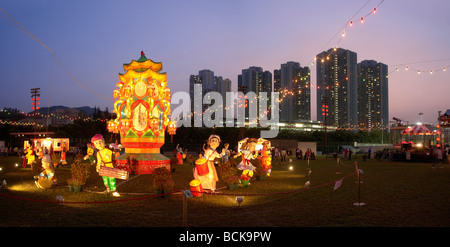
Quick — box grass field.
[0,154,449,227]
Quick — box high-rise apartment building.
[189,69,232,119]
[274,61,310,122]
[357,60,389,130]
[237,66,272,120]
[316,48,358,128]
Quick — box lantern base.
[115,152,170,174]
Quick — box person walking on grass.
[432,145,443,169]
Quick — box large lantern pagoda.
[108,51,175,174]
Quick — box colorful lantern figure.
[193,135,223,191]
[83,143,95,165]
[108,51,174,174]
[176,144,186,165]
[234,138,258,186]
[34,154,56,189]
[91,134,120,197]
[261,140,272,177]
[60,141,67,166]
[25,146,35,167]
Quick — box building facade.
[274,61,310,122]
[316,48,358,128]
[237,66,272,121]
[189,69,232,120]
[357,60,389,130]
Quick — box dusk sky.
[1,0,449,124]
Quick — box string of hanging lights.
[389,58,450,75]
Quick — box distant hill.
[33,105,99,116]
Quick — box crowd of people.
[267,147,315,165]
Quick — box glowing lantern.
[189,179,203,197]
[107,51,173,174]
[167,120,177,143]
[195,158,209,176]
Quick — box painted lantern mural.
[108,51,175,174]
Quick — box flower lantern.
[107,51,173,174]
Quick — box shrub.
[186,154,195,166]
[217,161,240,185]
[70,158,90,185]
[152,167,175,193]
[250,158,265,177]
[170,157,178,172]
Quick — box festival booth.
[393,124,436,161]
[25,138,69,154]
[401,124,435,147]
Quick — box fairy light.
[306,0,385,73]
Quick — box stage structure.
[107,51,176,174]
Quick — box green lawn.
[0,154,449,227]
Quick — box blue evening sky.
[0,0,449,123]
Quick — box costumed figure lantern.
[60,141,67,166]
[25,145,35,168]
[34,154,57,189]
[176,144,186,165]
[193,135,224,192]
[234,138,258,186]
[261,140,272,176]
[83,143,95,165]
[107,51,174,174]
[91,134,121,197]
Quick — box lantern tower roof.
[122,51,162,72]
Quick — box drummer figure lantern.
[107,51,175,174]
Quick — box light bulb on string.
[373,8,377,14]
[360,17,364,23]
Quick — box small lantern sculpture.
[107,51,174,174]
[167,120,177,143]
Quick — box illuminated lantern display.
[167,120,177,143]
[34,154,56,189]
[189,179,203,197]
[108,51,174,174]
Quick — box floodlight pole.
[31,88,40,139]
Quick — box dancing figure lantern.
[108,51,175,174]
